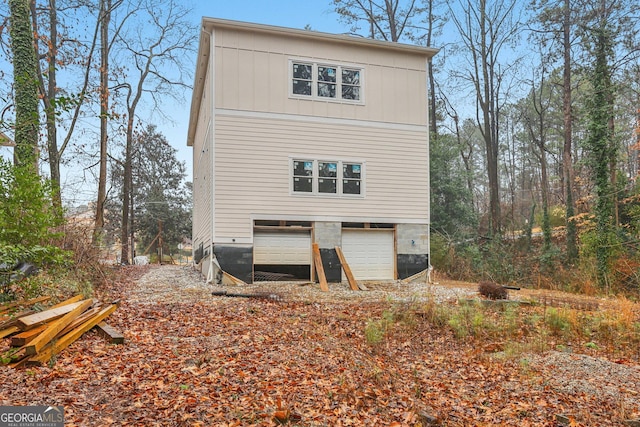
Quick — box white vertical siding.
[213,31,428,126]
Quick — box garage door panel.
[341,230,394,281]
[254,232,311,265]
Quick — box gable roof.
[187,17,440,147]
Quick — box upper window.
[291,159,363,197]
[291,61,362,103]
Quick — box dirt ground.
[1,265,639,426]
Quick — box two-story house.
[187,17,438,284]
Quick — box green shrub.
[364,319,386,345]
[0,160,70,300]
[544,307,570,335]
[0,160,64,246]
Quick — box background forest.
[1,0,640,296]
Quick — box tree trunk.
[479,0,501,235]
[120,114,133,264]
[94,0,110,245]
[9,0,39,169]
[45,0,61,209]
[563,0,578,262]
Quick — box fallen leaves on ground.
[0,266,638,426]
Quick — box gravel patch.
[127,264,212,303]
[527,351,640,425]
[529,351,640,409]
[129,264,477,305]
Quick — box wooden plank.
[94,322,124,344]
[25,299,93,356]
[400,269,427,284]
[213,256,247,285]
[335,246,359,291]
[10,325,47,346]
[0,326,19,339]
[56,305,103,338]
[0,296,50,315]
[312,243,329,292]
[0,310,35,330]
[223,270,247,286]
[17,300,87,330]
[2,346,28,366]
[26,303,118,366]
[49,294,84,309]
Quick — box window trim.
[289,59,364,104]
[289,157,365,198]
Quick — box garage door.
[341,230,394,281]
[254,231,311,265]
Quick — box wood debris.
[334,246,360,291]
[312,243,329,292]
[0,295,122,367]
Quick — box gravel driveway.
[128,264,477,304]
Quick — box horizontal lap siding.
[214,115,428,240]
[192,73,212,248]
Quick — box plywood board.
[312,243,329,292]
[335,246,359,291]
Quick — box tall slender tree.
[94,0,112,244]
[30,0,58,207]
[562,0,578,261]
[584,15,615,288]
[9,0,39,169]
[29,0,102,211]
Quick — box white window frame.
[290,157,365,198]
[289,59,364,104]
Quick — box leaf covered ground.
[1,265,639,426]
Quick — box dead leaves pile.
[1,266,638,426]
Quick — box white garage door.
[254,232,311,265]
[341,230,394,281]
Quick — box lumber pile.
[0,295,122,367]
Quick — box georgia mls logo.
[0,405,64,427]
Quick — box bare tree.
[110,0,196,264]
[333,0,420,41]
[520,64,553,249]
[562,0,578,260]
[448,0,523,235]
[530,0,584,260]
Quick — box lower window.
[291,159,362,196]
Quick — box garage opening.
[253,227,311,282]
[341,228,395,281]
